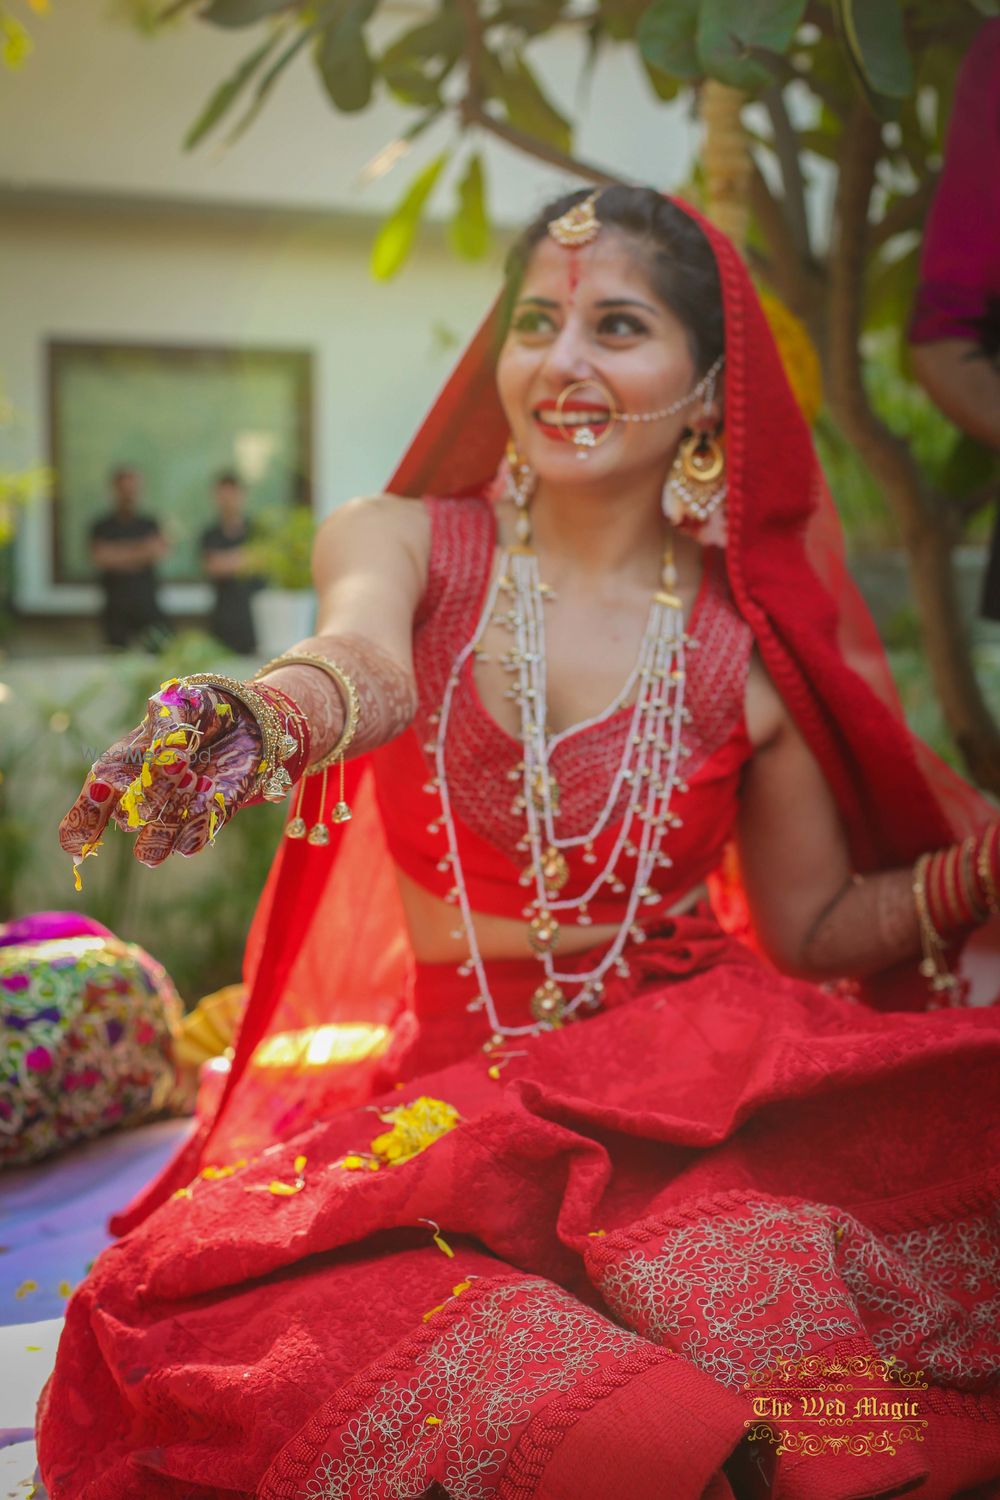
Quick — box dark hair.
[495,185,724,377]
[214,470,243,489]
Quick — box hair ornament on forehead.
[547,189,602,248]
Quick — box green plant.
[243,505,315,591]
[1,630,287,1003]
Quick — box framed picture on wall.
[47,340,314,585]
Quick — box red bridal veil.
[109,195,997,1236]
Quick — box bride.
[40,186,1000,1500]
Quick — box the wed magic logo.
[741,1352,928,1458]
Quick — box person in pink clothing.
[909,18,1000,614]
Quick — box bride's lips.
[532,398,613,444]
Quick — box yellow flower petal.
[217,702,232,717]
[425,1415,441,1425]
[58,1281,73,1298]
[432,1233,454,1259]
[15,1280,38,1298]
[294,1154,307,1174]
[73,865,83,892]
[158,706,171,718]
[487,1065,501,1080]
[268,1180,303,1196]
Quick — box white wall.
[0,0,700,615]
[2,202,501,613]
[0,0,698,221]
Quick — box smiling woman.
[36,187,1000,1500]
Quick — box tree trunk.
[826,101,1000,793]
[699,80,752,251]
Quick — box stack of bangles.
[913,823,1000,995]
[180,653,360,837]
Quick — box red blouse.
[371,494,754,926]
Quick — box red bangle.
[236,681,311,808]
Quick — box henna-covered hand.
[59,678,264,870]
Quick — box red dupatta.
[109,195,996,1237]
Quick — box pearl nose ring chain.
[549,353,724,459]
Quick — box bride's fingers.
[173,776,230,858]
[110,722,202,837]
[58,772,124,856]
[131,765,200,867]
[58,723,148,856]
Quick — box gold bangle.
[959,834,988,923]
[253,652,361,776]
[976,825,1000,916]
[912,852,958,998]
[182,673,293,802]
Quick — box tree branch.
[459,99,625,186]
[869,174,939,250]
[762,83,812,261]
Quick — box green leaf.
[224,24,313,143]
[937,433,999,500]
[833,0,913,107]
[864,239,919,334]
[697,0,807,91]
[449,153,490,259]
[599,0,651,42]
[479,51,572,153]
[370,151,449,280]
[491,0,566,36]
[315,0,376,111]
[797,124,841,160]
[378,14,461,108]
[640,55,682,100]
[968,0,1000,14]
[183,33,280,148]
[198,0,292,27]
[636,0,701,80]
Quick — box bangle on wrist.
[252,652,362,839]
[181,673,296,804]
[913,851,959,1000]
[252,653,361,775]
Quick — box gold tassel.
[307,766,330,846]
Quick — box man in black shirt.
[199,471,264,654]
[89,466,171,649]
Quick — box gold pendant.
[530,979,566,1025]
[285,817,307,840]
[540,846,569,892]
[331,800,353,824]
[528,911,560,954]
[307,822,330,846]
[530,769,560,815]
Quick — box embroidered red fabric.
[34,193,1000,1500]
[373,491,753,924]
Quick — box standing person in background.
[908,17,1000,616]
[88,464,171,650]
[199,470,264,655]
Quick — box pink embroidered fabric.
[372,493,753,924]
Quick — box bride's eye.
[511,309,556,335]
[599,312,648,337]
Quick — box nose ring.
[553,379,621,461]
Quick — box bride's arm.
[736,651,933,982]
[254,493,430,763]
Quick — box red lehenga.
[36,199,1000,1500]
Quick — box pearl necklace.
[430,534,693,1044]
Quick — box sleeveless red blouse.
[371,494,754,926]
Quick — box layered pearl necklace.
[430,521,695,1045]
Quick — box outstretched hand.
[59,678,264,870]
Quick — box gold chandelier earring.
[503,438,536,546]
[661,360,727,533]
[661,426,727,528]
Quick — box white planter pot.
[251,589,316,658]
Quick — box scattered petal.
[14,1280,38,1298]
